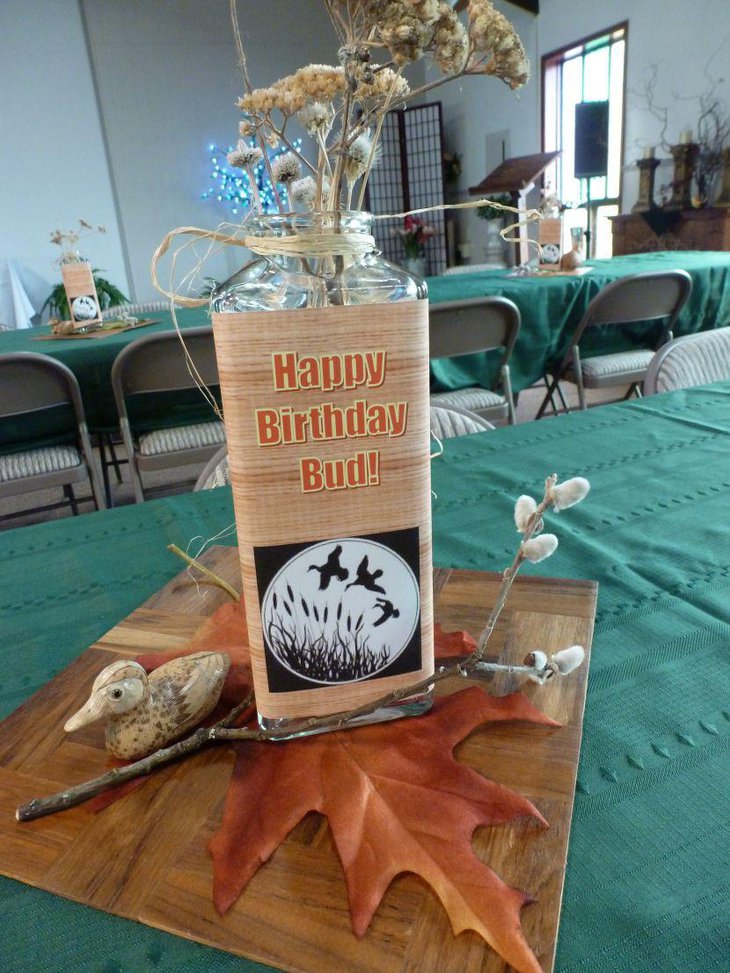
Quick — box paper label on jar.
[212,300,433,720]
[61,262,102,328]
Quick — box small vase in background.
[402,255,426,278]
[560,227,585,271]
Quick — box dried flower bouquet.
[227,0,529,217]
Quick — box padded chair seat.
[430,406,493,439]
[430,388,507,412]
[0,446,81,482]
[576,349,655,382]
[138,421,225,457]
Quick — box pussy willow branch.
[16,479,559,822]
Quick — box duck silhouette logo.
[260,537,420,685]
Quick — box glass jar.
[211,211,434,737]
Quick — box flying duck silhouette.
[308,544,348,590]
[373,597,400,627]
[64,651,230,760]
[346,555,386,594]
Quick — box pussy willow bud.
[551,645,585,673]
[550,477,590,511]
[514,495,537,532]
[521,534,558,563]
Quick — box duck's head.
[64,660,149,733]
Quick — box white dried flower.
[290,176,317,206]
[551,645,585,674]
[227,141,263,168]
[239,120,255,137]
[514,494,537,533]
[271,152,301,184]
[297,101,334,136]
[550,477,590,511]
[355,65,410,104]
[344,133,379,184]
[521,534,558,563]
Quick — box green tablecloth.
[0,308,211,432]
[1,390,729,971]
[428,250,730,393]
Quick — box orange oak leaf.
[209,686,558,973]
[434,621,477,658]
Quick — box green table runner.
[1,384,729,972]
[428,250,730,393]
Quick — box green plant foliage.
[475,193,512,221]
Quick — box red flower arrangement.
[395,215,437,257]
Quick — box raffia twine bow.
[150,199,542,306]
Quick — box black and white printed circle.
[261,537,420,685]
[71,295,99,320]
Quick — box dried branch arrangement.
[633,61,730,202]
[227,0,529,215]
[17,473,589,823]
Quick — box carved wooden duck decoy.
[64,651,230,760]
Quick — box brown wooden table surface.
[0,547,596,973]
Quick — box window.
[542,23,627,257]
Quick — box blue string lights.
[201,141,302,215]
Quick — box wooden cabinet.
[610,208,730,255]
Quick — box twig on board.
[17,474,589,822]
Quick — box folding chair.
[0,352,105,519]
[430,404,495,440]
[428,297,521,424]
[537,269,692,417]
[101,301,169,319]
[643,326,730,395]
[111,327,225,503]
[194,445,230,491]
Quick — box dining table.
[1,381,728,973]
[428,250,730,394]
[2,250,730,441]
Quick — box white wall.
[427,2,540,263]
[0,0,129,305]
[81,0,339,301]
[437,0,730,261]
[2,0,728,300]
[538,0,730,215]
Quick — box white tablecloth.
[0,260,51,329]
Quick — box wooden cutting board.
[0,547,596,973]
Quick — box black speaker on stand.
[574,101,609,258]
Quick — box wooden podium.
[469,152,560,265]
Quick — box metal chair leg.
[63,484,79,516]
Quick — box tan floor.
[0,381,630,532]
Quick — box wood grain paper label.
[212,301,433,719]
[61,262,102,328]
[538,217,563,269]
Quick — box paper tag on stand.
[538,217,563,270]
[61,262,102,329]
[212,301,434,721]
